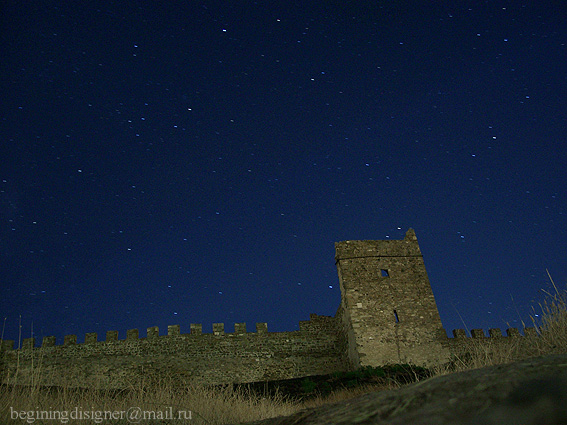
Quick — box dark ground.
[241,354,567,425]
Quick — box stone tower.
[335,228,449,367]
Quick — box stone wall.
[445,326,540,361]
[0,229,544,388]
[0,314,348,388]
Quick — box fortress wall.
[333,302,358,370]
[0,230,545,388]
[445,327,540,361]
[0,314,349,388]
[0,321,543,389]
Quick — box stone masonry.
[0,229,537,388]
[335,228,450,366]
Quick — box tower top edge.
[334,228,421,260]
[335,228,417,245]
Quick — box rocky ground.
[241,354,567,425]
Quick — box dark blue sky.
[1,1,566,345]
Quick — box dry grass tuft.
[298,381,398,410]
[526,269,567,354]
[0,378,299,424]
[436,270,567,374]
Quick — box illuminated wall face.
[335,228,449,367]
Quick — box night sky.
[1,1,566,346]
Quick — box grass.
[1,378,299,424]
[526,270,567,354]
[299,382,398,410]
[0,364,423,424]
[2,272,565,424]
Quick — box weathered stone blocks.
[0,229,542,388]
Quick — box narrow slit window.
[394,310,400,323]
[381,269,389,277]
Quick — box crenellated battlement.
[444,326,543,362]
[0,314,339,353]
[450,327,539,339]
[0,322,272,351]
[0,314,346,388]
[1,323,539,352]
